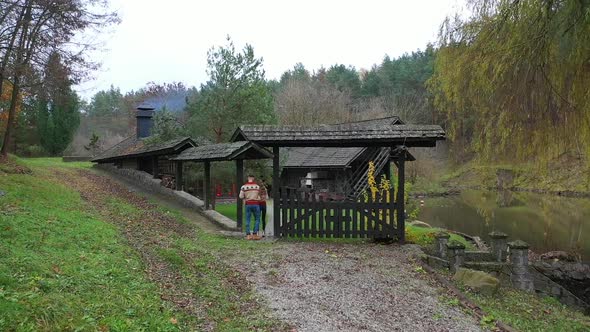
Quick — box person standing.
[239,175,261,240]
[258,178,268,236]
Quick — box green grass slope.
[0,159,185,331]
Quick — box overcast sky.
[75,0,465,100]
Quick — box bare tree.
[275,78,354,126]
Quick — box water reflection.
[417,190,589,260]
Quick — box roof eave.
[92,137,195,163]
[229,142,273,160]
[283,165,349,169]
[242,136,444,148]
[230,127,247,142]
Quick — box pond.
[417,189,590,261]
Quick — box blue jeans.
[245,204,261,234]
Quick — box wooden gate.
[277,188,399,239]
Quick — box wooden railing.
[346,147,392,200]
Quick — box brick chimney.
[136,103,155,139]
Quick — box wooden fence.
[277,188,398,239]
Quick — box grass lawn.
[215,203,241,222]
[0,157,287,331]
[0,158,185,330]
[447,283,590,331]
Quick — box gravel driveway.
[240,241,483,332]
[90,168,484,331]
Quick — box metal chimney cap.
[136,110,154,118]
[137,102,155,111]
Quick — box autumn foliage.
[0,81,21,134]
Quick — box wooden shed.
[91,104,201,181]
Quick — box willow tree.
[429,0,590,164]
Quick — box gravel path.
[90,168,483,331]
[239,242,483,332]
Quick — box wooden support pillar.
[152,156,159,179]
[396,153,406,243]
[272,147,280,237]
[236,159,244,229]
[175,161,183,191]
[385,156,392,181]
[204,161,211,210]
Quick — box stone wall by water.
[429,232,590,314]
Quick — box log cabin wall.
[157,157,176,176]
[122,158,138,169]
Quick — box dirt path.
[59,167,483,331]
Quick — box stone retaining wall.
[430,231,590,313]
[530,267,588,310]
[94,163,238,230]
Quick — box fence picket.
[352,201,358,238]
[276,189,399,239]
[280,189,287,236]
[297,192,303,237]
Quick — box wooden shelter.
[91,105,201,179]
[171,141,273,227]
[281,146,416,201]
[230,119,445,242]
[92,136,198,178]
[92,110,444,242]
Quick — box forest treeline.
[1,0,589,172]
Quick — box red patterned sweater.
[239,182,260,205]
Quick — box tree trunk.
[0,4,31,158]
[0,77,20,157]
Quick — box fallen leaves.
[51,265,62,274]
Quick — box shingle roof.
[283,147,365,168]
[172,141,273,162]
[231,124,445,147]
[334,116,403,127]
[91,136,197,162]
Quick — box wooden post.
[175,161,183,191]
[204,161,211,210]
[236,159,244,229]
[152,156,158,179]
[396,152,406,243]
[385,156,392,181]
[272,147,280,237]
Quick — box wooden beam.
[272,147,280,237]
[204,161,211,210]
[385,157,392,181]
[396,154,406,243]
[175,161,183,191]
[236,159,244,229]
[152,156,159,179]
